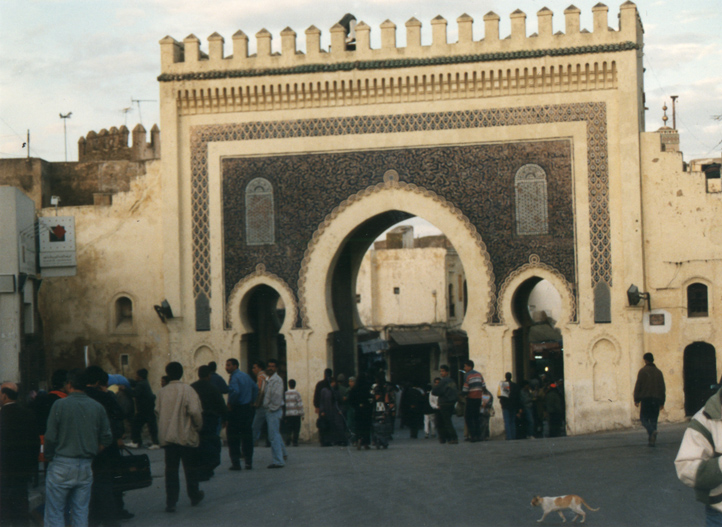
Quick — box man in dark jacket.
[192,365,228,480]
[0,382,40,527]
[431,365,458,444]
[634,352,666,447]
[85,365,133,526]
[129,368,159,449]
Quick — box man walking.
[462,359,485,442]
[44,369,113,527]
[431,365,458,444]
[156,362,204,513]
[225,358,258,470]
[1,381,40,527]
[264,358,288,468]
[191,365,227,480]
[634,352,666,447]
[127,368,160,450]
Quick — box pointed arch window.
[245,178,275,245]
[514,164,549,236]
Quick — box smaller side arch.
[192,344,216,369]
[496,255,576,326]
[226,264,297,335]
[588,335,621,402]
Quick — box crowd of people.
[0,356,305,526]
[309,360,569,450]
[5,351,701,526]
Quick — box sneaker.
[124,441,139,449]
[229,464,242,471]
[147,444,161,450]
[165,505,176,513]
[267,464,284,469]
[448,440,459,444]
[117,510,135,521]
[190,491,205,506]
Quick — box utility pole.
[26,130,30,160]
[59,112,72,161]
[131,97,156,127]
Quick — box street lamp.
[59,112,72,161]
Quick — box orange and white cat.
[531,495,600,523]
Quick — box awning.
[389,329,445,346]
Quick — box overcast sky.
[1,0,720,164]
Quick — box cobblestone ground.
[34,420,701,527]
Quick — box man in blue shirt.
[225,358,257,470]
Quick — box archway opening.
[511,278,564,437]
[330,214,467,387]
[241,284,287,373]
[684,342,717,416]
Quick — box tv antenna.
[59,112,72,161]
[131,97,156,126]
[120,107,132,127]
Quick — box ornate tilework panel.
[515,164,549,236]
[222,140,574,326]
[190,102,610,329]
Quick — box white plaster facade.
[0,187,38,383]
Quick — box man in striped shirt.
[284,379,304,447]
[462,360,486,443]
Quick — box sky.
[1,0,720,166]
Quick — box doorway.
[684,342,717,416]
[242,285,286,372]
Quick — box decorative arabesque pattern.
[515,164,549,236]
[190,103,609,325]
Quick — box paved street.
[96,421,700,527]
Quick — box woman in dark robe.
[319,377,347,446]
[348,373,373,450]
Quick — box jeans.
[502,408,517,440]
[640,398,661,437]
[707,506,722,526]
[523,406,535,438]
[265,408,287,466]
[465,398,482,440]
[164,444,201,507]
[45,456,93,527]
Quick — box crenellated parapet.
[159,3,642,80]
[78,124,160,162]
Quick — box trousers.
[44,456,93,527]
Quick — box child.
[284,379,304,446]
